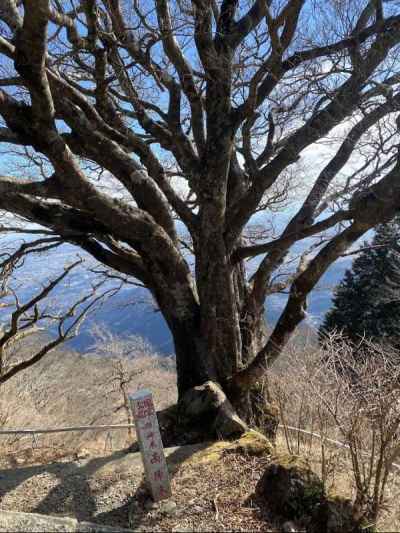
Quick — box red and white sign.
[129,389,172,501]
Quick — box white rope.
[0,422,398,472]
[278,424,352,450]
[278,424,400,472]
[0,423,135,435]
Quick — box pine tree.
[320,216,400,345]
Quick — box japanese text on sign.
[129,389,172,502]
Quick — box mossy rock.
[256,454,325,521]
[229,430,274,457]
[178,381,248,440]
[311,495,363,533]
[185,430,273,465]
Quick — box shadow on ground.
[0,442,210,529]
[98,442,211,529]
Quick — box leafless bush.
[271,333,400,528]
[87,326,176,446]
[0,327,177,460]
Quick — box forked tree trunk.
[160,254,279,442]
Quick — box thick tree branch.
[235,155,400,388]
[233,222,369,388]
[245,91,400,304]
[15,0,54,125]
[227,0,269,49]
[156,0,206,153]
[0,0,22,31]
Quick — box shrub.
[271,333,400,529]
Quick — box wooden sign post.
[129,389,172,501]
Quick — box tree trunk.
[160,254,279,443]
[169,315,217,397]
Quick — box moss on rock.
[256,454,325,520]
[256,454,363,532]
[184,430,274,465]
[311,494,363,533]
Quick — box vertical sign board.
[129,389,172,501]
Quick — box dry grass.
[132,452,279,532]
[0,332,177,456]
[271,332,400,531]
[272,432,400,532]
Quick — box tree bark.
[163,250,278,440]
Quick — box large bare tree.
[1,0,400,435]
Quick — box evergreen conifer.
[320,216,400,345]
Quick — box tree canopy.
[1,1,400,429]
[320,216,400,346]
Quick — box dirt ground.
[1,433,400,532]
[0,438,278,532]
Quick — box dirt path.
[0,449,146,528]
[0,445,209,529]
[0,436,276,531]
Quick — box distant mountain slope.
[0,240,351,355]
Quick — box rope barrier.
[0,424,135,435]
[279,424,400,472]
[0,422,398,471]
